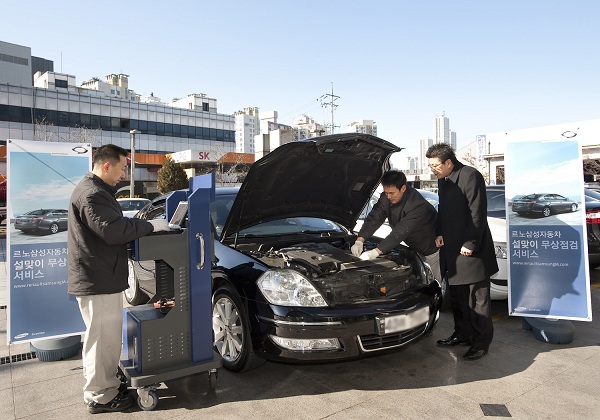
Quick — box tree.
[157,156,189,194]
[584,159,600,181]
[34,117,102,145]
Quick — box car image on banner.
[13,209,68,234]
[125,133,443,372]
[512,193,578,217]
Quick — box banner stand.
[521,317,574,344]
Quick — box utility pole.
[129,129,140,198]
[318,82,340,134]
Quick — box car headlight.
[257,269,328,307]
[494,242,507,259]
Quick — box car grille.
[358,324,427,352]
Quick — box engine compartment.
[240,239,428,305]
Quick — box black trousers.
[449,278,493,350]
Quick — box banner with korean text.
[7,139,90,343]
[505,139,592,321]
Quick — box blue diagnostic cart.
[120,174,222,411]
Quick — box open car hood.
[221,133,401,239]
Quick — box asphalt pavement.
[1,229,600,419]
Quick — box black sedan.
[512,193,578,217]
[126,133,443,372]
[14,209,68,234]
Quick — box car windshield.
[211,193,344,237]
[520,194,541,200]
[486,190,505,212]
[358,189,439,220]
[25,209,49,216]
[119,200,150,211]
[585,188,600,201]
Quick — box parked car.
[512,193,578,217]
[14,209,68,234]
[117,198,151,218]
[125,134,443,372]
[355,188,508,300]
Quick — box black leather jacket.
[67,172,153,296]
[358,186,437,255]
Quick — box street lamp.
[129,129,141,198]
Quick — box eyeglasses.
[428,161,445,169]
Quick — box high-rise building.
[450,130,457,150]
[405,157,419,175]
[254,111,294,159]
[292,115,324,140]
[419,137,434,173]
[234,107,259,153]
[349,120,377,137]
[434,112,450,144]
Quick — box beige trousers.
[77,293,123,404]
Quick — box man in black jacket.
[352,170,440,284]
[68,144,170,413]
[426,143,498,360]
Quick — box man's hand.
[435,235,444,248]
[149,219,170,232]
[359,249,380,261]
[351,240,364,257]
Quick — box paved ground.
[1,230,600,419]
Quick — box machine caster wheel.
[208,369,218,390]
[137,389,159,411]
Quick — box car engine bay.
[245,240,428,304]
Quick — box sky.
[505,140,581,199]
[10,152,88,214]
[2,1,599,167]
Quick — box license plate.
[376,306,430,335]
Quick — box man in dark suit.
[426,143,498,360]
[351,170,441,284]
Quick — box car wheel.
[49,223,59,234]
[124,259,150,305]
[571,203,577,212]
[542,207,551,217]
[212,285,265,372]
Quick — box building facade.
[234,107,259,153]
[292,115,324,140]
[0,41,237,195]
[0,41,33,87]
[349,119,377,137]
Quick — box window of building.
[202,103,209,112]
[55,79,68,88]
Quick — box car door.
[553,194,568,212]
[57,210,68,229]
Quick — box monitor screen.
[169,201,188,228]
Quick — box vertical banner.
[505,139,592,321]
[7,140,91,343]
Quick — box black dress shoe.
[463,347,488,360]
[437,334,471,346]
[87,393,133,414]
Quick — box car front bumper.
[252,283,442,362]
